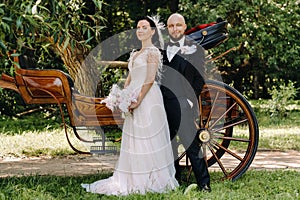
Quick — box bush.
[267,80,298,118]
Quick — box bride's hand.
[128,101,140,113]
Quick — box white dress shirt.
[166,37,185,62]
[166,36,194,108]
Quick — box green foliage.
[100,67,127,95]
[100,0,170,39]
[0,0,106,74]
[0,104,64,134]
[0,0,105,52]
[0,0,107,118]
[177,0,300,99]
[0,90,23,117]
[251,99,300,126]
[267,80,298,118]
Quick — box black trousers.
[163,97,210,187]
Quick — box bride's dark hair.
[134,16,160,48]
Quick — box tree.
[179,0,300,99]
[0,0,179,96]
[1,0,299,99]
[0,0,105,96]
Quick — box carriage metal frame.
[0,20,259,181]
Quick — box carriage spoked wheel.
[182,80,259,181]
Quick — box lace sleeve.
[146,48,163,83]
[147,48,160,64]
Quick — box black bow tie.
[168,42,180,47]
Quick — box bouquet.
[101,84,137,113]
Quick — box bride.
[81,16,179,196]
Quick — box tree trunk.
[53,43,99,97]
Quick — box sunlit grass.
[250,99,300,128]
[259,130,300,151]
[0,170,299,199]
[231,126,300,151]
[0,129,84,158]
[0,127,121,158]
[0,99,299,157]
[0,126,299,161]
[0,125,299,158]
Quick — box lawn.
[0,170,299,199]
[0,100,299,199]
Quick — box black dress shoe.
[200,184,211,192]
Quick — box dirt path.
[1,150,300,177]
[0,154,117,177]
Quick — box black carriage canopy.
[185,18,228,50]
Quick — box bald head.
[167,13,186,25]
[167,13,187,41]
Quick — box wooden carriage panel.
[72,93,124,127]
[3,67,124,127]
[22,76,65,98]
[0,73,19,93]
[14,68,72,105]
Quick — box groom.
[160,13,211,192]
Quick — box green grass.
[0,107,64,135]
[0,100,299,157]
[0,170,299,199]
[249,99,300,151]
[0,125,299,158]
[0,129,82,157]
[0,100,299,199]
[249,99,300,128]
[258,128,300,151]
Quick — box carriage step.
[93,137,103,142]
[93,137,116,143]
[90,146,118,154]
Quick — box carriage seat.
[14,68,74,105]
[17,53,75,89]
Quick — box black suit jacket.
[161,37,206,109]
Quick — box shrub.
[267,80,298,118]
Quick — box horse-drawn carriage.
[0,20,259,181]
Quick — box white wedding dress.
[81,47,178,196]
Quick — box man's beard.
[169,34,184,42]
